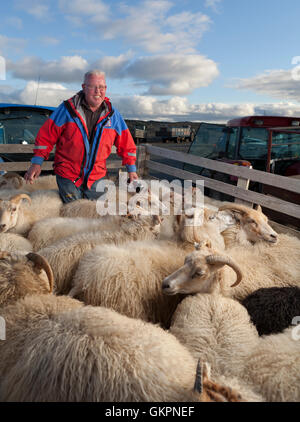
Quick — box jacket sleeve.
[31,103,67,165]
[113,110,137,173]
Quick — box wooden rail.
[137,144,300,224]
[0,143,299,229]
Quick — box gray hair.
[83,70,106,84]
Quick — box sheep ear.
[254,204,262,213]
[26,253,54,293]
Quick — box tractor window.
[271,132,300,159]
[239,127,268,160]
[227,127,239,159]
[0,108,51,144]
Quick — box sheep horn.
[10,193,31,205]
[218,203,250,215]
[26,253,54,293]
[193,359,203,394]
[205,254,243,287]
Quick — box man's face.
[82,75,107,110]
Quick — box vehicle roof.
[227,115,300,128]
[0,103,55,112]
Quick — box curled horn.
[193,359,203,394]
[205,254,243,287]
[218,203,251,215]
[10,193,31,206]
[26,253,54,293]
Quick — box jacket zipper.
[84,110,114,186]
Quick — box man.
[24,70,138,202]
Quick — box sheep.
[1,302,251,402]
[67,205,277,328]
[0,251,251,402]
[241,286,300,336]
[0,172,58,192]
[218,203,278,248]
[0,232,33,254]
[66,208,224,327]
[169,292,260,379]
[162,232,300,302]
[240,326,300,402]
[0,191,63,236]
[39,214,162,294]
[28,215,139,251]
[168,282,300,402]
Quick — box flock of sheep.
[0,171,299,402]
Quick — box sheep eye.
[11,207,17,212]
[248,219,257,225]
[192,270,204,278]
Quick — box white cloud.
[60,0,211,54]
[19,81,75,106]
[6,53,218,96]
[205,0,222,12]
[112,95,300,122]
[235,69,300,102]
[92,52,133,79]
[15,0,50,20]
[2,82,300,122]
[58,0,110,25]
[7,55,89,83]
[125,54,219,95]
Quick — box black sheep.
[241,286,300,336]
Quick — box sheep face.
[0,194,31,233]
[0,252,53,306]
[162,242,243,295]
[219,204,277,244]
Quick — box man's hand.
[24,164,42,184]
[128,171,138,182]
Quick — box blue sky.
[1,0,300,122]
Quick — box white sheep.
[0,232,33,254]
[162,231,300,302]
[0,172,58,192]
[0,191,63,236]
[169,289,300,402]
[28,215,137,251]
[39,214,162,294]
[67,204,279,327]
[240,326,300,402]
[0,251,246,403]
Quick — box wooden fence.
[1,143,300,236]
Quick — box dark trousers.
[56,175,105,203]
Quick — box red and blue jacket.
[31,92,137,189]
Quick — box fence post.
[136,144,150,178]
[234,168,253,207]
